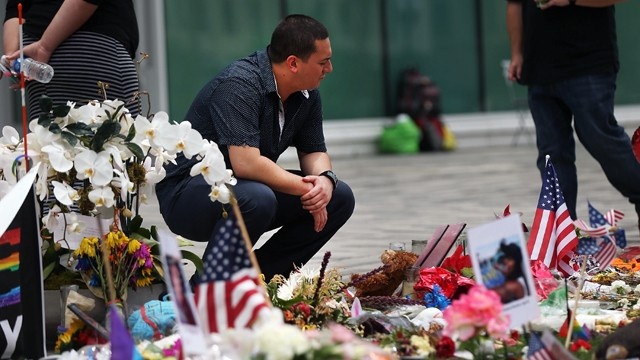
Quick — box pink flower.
[443,285,510,340]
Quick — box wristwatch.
[319,170,338,189]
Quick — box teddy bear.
[349,249,418,297]
[595,318,640,360]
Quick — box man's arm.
[228,145,312,196]
[506,1,523,82]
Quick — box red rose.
[292,302,311,318]
[569,339,591,352]
[436,336,456,358]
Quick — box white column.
[134,1,169,116]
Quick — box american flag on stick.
[195,199,271,334]
[527,156,578,277]
[587,202,620,269]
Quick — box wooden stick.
[229,193,273,306]
[564,255,588,348]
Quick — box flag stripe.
[527,159,578,277]
[195,217,270,334]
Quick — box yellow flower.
[127,238,141,254]
[410,334,434,356]
[105,230,126,249]
[75,236,99,258]
[54,332,71,353]
[136,276,153,287]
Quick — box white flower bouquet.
[0,95,235,285]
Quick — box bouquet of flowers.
[0,95,235,288]
[73,229,155,303]
[265,253,353,330]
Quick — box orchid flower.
[52,180,80,206]
[74,150,113,186]
[155,120,204,158]
[134,111,172,148]
[41,141,74,173]
[209,184,231,204]
[88,186,115,208]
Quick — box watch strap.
[319,170,338,189]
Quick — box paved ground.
[141,142,640,278]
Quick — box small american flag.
[527,158,578,277]
[526,332,552,360]
[588,202,618,269]
[195,216,270,334]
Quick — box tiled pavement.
[140,142,640,278]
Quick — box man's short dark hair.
[268,14,329,63]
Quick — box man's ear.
[286,55,299,73]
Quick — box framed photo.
[467,214,539,328]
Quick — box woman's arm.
[5,0,99,63]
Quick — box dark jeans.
[156,172,355,281]
[528,72,640,219]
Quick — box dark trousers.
[156,172,355,281]
[528,72,640,219]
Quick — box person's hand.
[535,0,571,10]
[300,175,333,232]
[5,40,54,65]
[311,207,328,232]
[300,175,333,212]
[507,56,523,82]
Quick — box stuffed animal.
[595,318,640,360]
[350,250,418,297]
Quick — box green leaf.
[135,227,151,240]
[48,123,61,134]
[91,121,117,151]
[38,114,52,127]
[61,131,78,147]
[124,123,136,142]
[42,261,56,280]
[180,249,204,274]
[128,214,143,233]
[150,225,159,240]
[176,236,194,247]
[125,142,144,160]
[39,95,53,113]
[52,105,71,118]
[65,122,94,136]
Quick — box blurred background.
[2,0,640,151]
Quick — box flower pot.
[43,283,166,344]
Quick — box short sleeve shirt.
[507,0,618,85]
[165,48,327,179]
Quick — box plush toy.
[350,250,418,297]
[595,318,640,360]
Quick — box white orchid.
[155,120,204,158]
[88,186,115,208]
[209,184,232,204]
[134,111,172,148]
[1,126,20,146]
[191,141,236,187]
[41,141,74,173]
[42,205,62,229]
[52,181,80,206]
[74,150,113,186]
[1,99,234,230]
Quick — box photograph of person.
[165,255,197,325]
[480,239,529,304]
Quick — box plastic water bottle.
[12,58,54,83]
